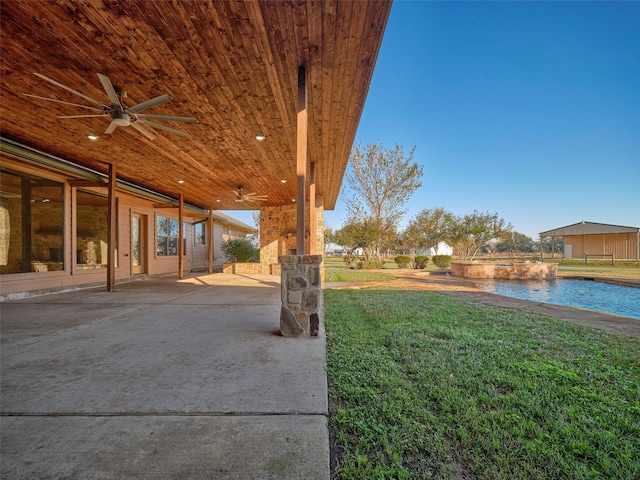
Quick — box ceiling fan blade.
[57,114,110,119]
[136,114,197,123]
[97,73,122,106]
[127,94,171,114]
[105,121,118,134]
[138,120,188,138]
[244,192,257,197]
[23,93,103,111]
[131,121,157,141]
[33,72,104,107]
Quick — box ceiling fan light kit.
[216,186,268,205]
[26,72,197,140]
[112,116,130,127]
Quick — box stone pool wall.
[451,262,557,280]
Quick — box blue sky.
[232,0,640,239]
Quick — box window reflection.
[0,169,64,274]
[157,215,178,256]
[76,190,108,269]
[194,222,206,245]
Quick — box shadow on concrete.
[1,273,329,479]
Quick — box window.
[194,222,206,246]
[157,215,178,256]
[76,190,109,269]
[0,168,64,274]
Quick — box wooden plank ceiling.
[0,0,391,211]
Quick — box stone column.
[279,254,323,337]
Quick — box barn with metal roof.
[540,221,640,261]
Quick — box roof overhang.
[0,0,392,211]
[0,137,255,231]
[540,221,640,237]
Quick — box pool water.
[474,278,640,320]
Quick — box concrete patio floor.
[1,273,329,479]
[3,268,636,479]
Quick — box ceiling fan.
[24,72,197,140]
[220,186,268,205]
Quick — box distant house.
[324,243,344,255]
[324,243,367,256]
[539,221,639,261]
[420,242,453,256]
[397,242,453,257]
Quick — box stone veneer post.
[279,254,323,337]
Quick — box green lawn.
[324,256,396,282]
[326,289,640,479]
[323,255,640,281]
[326,269,397,283]
[556,262,640,280]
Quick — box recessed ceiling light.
[87,134,99,141]
[255,135,266,141]
[291,198,296,202]
[178,180,185,184]
[216,199,221,202]
[280,179,287,183]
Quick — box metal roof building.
[540,221,640,261]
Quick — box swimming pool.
[474,278,640,320]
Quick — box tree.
[497,232,535,253]
[377,220,402,257]
[343,142,423,258]
[333,219,379,255]
[221,238,259,263]
[248,210,260,248]
[449,210,513,261]
[324,226,335,245]
[403,207,455,254]
[540,236,564,255]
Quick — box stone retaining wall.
[222,263,264,274]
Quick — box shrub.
[394,255,412,268]
[414,255,429,269]
[432,255,452,270]
[358,259,384,270]
[343,255,360,268]
[221,238,259,263]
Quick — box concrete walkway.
[1,273,329,479]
